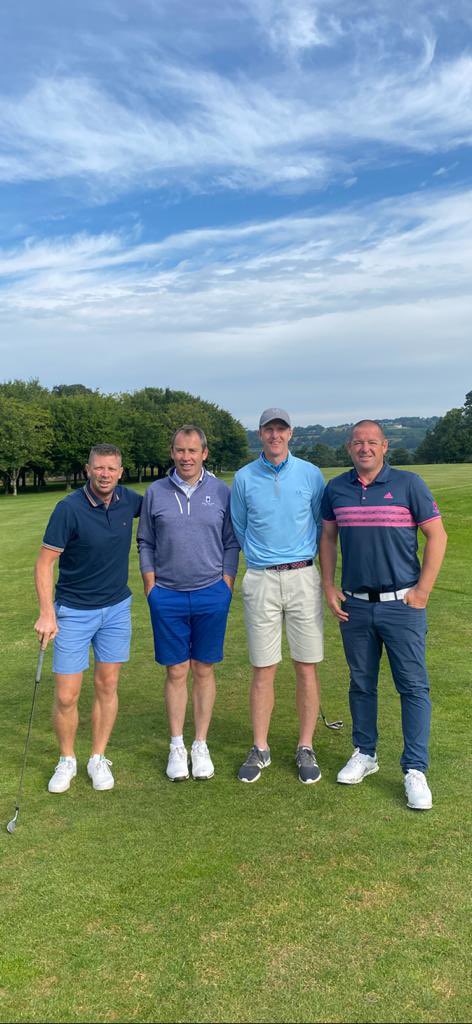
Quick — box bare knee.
[54,682,80,712]
[94,663,120,698]
[166,661,190,688]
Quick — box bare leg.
[165,661,190,736]
[190,660,216,741]
[91,662,121,755]
[53,673,83,757]
[294,661,320,748]
[251,664,278,750]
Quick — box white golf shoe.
[87,755,114,791]
[191,740,215,780]
[404,769,432,810]
[166,744,189,781]
[337,748,379,784]
[48,756,77,793]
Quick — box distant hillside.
[246,417,439,453]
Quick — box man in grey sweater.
[137,425,239,781]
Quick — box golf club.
[319,705,343,730]
[7,646,46,834]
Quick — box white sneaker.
[87,755,114,791]
[191,740,215,780]
[404,769,432,810]
[337,748,379,785]
[48,756,77,793]
[166,744,189,782]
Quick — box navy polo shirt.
[43,483,143,609]
[321,465,441,592]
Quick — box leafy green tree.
[0,378,50,405]
[0,398,53,494]
[335,445,351,467]
[415,408,466,463]
[50,394,124,487]
[388,447,411,465]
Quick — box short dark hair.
[171,425,208,450]
[87,444,122,464]
[348,420,385,442]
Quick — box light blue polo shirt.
[231,452,325,568]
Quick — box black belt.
[266,559,313,572]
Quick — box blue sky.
[0,0,471,426]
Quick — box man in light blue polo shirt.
[34,444,142,794]
[231,408,325,784]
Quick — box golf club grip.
[35,648,46,683]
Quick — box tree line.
[271,394,472,468]
[415,391,472,463]
[0,381,249,495]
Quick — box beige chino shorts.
[242,564,324,667]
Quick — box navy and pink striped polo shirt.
[321,465,441,592]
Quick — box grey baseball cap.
[259,407,292,428]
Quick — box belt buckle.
[367,589,380,602]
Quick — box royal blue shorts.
[53,596,132,674]
[147,580,232,666]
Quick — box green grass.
[1,466,471,1023]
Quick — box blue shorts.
[147,580,232,666]
[53,596,132,675]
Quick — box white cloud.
[0,186,471,422]
[0,7,471,193]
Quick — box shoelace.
[54,760,75,775]
[94,757,113,775]
[245,746,265,768]
[406,770,426,789]
[192,742,208,755]
[297,747,317,766]
[170,747,187,761]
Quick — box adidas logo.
[383,491,393,499]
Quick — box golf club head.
[6,810,18,834]
[320,714,344,730]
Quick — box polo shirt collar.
[171,467,205,489]
[349,462,391,487]
[260,451,291,474]
[83,481,119,508]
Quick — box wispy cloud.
[0,4,471,194]
[1,1,471,423]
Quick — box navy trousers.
[340,596,431,772]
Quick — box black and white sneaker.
[238,745,271,783]
[296,746,321,784]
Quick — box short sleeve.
[42,501,76,551]
[408,475,441,525]
[321,482,336,522]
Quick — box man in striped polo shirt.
[319,420,447,810]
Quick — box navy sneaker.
[296,746,321,784]
[238,745,271,783]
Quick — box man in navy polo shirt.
[34,444,142,794]
[319,420,447,810]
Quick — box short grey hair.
[88,444,122,464]
[171,425,208,450]
[348,420,385,442]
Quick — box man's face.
[347,424,388,478]
[259,420,293,464]
[172,431,208,482]
[86,455,123,498]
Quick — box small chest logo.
[203,495,214,506]
[383,492,394,500]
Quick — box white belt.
[345,588,411,602]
